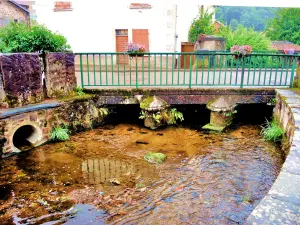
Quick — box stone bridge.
[0,88,275,157]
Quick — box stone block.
[0,53,43,107]
[45,52,77,98]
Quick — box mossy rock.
[144,152,166,164]
[140,96,169,111]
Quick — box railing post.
[79,54,84,88]
[240,57,245,88]
[135,55,138,89]
[290,56,297,88]
[189,54,193,88]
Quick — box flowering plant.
[126,42,146,56]
[283,49,294,55]
[230,45,253,58]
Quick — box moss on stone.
[140,96,154,110]
[4,95,19,108]
[202,123,225,132]
[58,93,94,103]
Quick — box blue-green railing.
[75,52,298,88]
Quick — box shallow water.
[0,124,283,225]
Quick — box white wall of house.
[32,0,215,52]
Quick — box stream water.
[0,124,284,225]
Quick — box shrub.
[261,119,285,142]
[216,25,271,51]
[0,22,71,53]
[50,125,70,142]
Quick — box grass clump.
[144,152,166,164]
[74,86,85,96]
[50,125,71,142]
[261,119,285,142]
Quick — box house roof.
[8,0,30,15]
[271,41,300,51]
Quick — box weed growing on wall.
[261,118,285,142]
[50,125,71,142]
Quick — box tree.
[266,8,300,45]
[188,8,215,43]
[229,19,239,30]
[0,22,71,53]
[216,6,277,32]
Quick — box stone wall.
[246,89,300,224]
[0,0,29,25]
[45,53,77,98]
[0,53,43,107]
[0,98,107,157]
[0,52,77,108]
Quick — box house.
[271,41,300,53]
[0,0,30,27]
[31,0,215,53]
[213,20,224,32]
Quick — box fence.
[75,52,298,88]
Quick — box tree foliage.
[266,8,300,45]
[0,22,71,53]
[216,25,271,50]
[216,6,277,31]
[188,8,215,43]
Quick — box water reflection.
[82,158,155,185]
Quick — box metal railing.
[75,52,298,88]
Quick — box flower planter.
[128,52,145,57]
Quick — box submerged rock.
[144,152,167,164]
[109,178,121,186]
[136,141,149,145]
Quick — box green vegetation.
[188,8,215,42]
[216,6,277,31]
[139,108,184,126]
[144,152,166,164]
[74,86,85,96]
[139,110,146,119]
[0,22,71,53]
[99,108,109,117]
[217,25,271,50]
[166,108,184,125]
[136,183,145,188]
[50,125,71,142]
[261,119,285,142]
[266,8,300,45]
[152,113,162,123]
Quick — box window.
[116,29,128,36]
